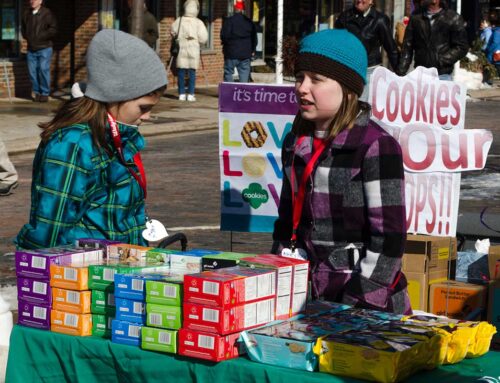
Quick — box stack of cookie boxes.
[15,245,103,334]
[90,245,172,342]
[179,266,278,361]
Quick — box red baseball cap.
[234,1,245,11]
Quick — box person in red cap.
[220,1,257,82]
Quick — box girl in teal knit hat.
[272,29,411,314]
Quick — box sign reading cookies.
[219,83,298,232]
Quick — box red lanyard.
[107,113,147,198]
[290,135,328,246]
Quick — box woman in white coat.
[171,0,208,101]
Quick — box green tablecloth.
[6,325,500,382]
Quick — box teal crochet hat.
[295,29,368,96]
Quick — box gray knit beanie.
[85,29,167,102]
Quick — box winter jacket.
[486,27,500,64]
[335,7,399,70]
[16,122,147,249]
[21,6,57,51]
[272,107,411,314]
[221,13,257,60]
[171,0,208,70]
[398,8,469,76]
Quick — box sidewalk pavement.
[2,82,500,156]
[0,86,221,156]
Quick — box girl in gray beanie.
[17,29,168,249]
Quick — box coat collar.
[107,121,145,161]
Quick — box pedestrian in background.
[397,0,469,80]
[0,138,18,197]
[221,0,257,83]
[125,0,159,49]
[335,0,399,102]
[21,0,57,103]
[16,29,167,249]
[272,29,411,314]
[479,18,492,51]
[486,10,500,77]
[171,0,208,102]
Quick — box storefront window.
[0,0,20,58]
[199,0,213,50]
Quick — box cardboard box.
[91,289,116,315]
[184,266,276,307]
[240,255,309,319]
[429,280,487,320]
[50,309,93,336]
[92,314,113,338]
[144,273,184,306]
[75,238,121,259]
[178,328,243,362]
[52,287,91,314]
[114,273,147,301]
[108,244,153,262]
[15,247,86,280]
[183,298,275,335]
[17,299,50,330]
[405,234,456,270]
[455,251,490,284]
[201,252,252,271]
[17,277,52,305]
[141,327,178,353]
[145,248,172,264]
[169,251,205,273]
[50,263,91,290]
[488,279,500,346]
[115,297,146,324]
[402,254,448,311]
[146,303,182,330]
[111,319,142,346]
[488,246,500,281]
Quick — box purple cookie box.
[17,277,52,305]
[75,238,122,258]
[17,298,51,330]
[15,248,84,280]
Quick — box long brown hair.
[292,83,362,140]
[39,86,167,150]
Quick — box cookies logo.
[242,183,269,209]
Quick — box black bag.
[170,17,182,57]
[170,39,180,57]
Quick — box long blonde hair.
[39,86,166,150]
[292,83,362,140]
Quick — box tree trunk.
[130,0,145,39]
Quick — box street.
[1,98,500,290]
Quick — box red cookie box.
[183,298,275,335]
[178,328,244,362]
[183,266,276,307]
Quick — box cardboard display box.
[17,299,51,330]
[141,327,178,354]
[50,263,91,291]
[115,297,146,324]
[488,279,500,346]
[52,287,91,314]
[405,234,457,270]
[178,328,243,362]
[402,254,448,311]
[429,280,487,320]
[91,289,116,316]
[488,246,500,281]
[146,303,182,330]
[51,310,92,336]
[17,277,52,306]
[111,319,142,346]
[92,314,113,338]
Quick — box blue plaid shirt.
[17,122,147,249]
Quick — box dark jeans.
[223,58,251,83]
[27,47,53,96]
[177,68,196,95]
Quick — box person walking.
[171,0,208,102]
[21,0,57,102]
[0,138,18,197]
[221,0,257,83]
[126,0,159,49]
[397,0,469,80]
[335,0,399,102]
[16,29,167,249]
[272,29,411,314]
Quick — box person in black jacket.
[220,1,257,82]
[397,0,469,80]
[21,0,57,102]
[335,0,398,101]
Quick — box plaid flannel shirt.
[16,122,147,249]
[273,109,410,313]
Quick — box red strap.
[290,135,328,243]
[390,271,402,290]
[107,113,147,198]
